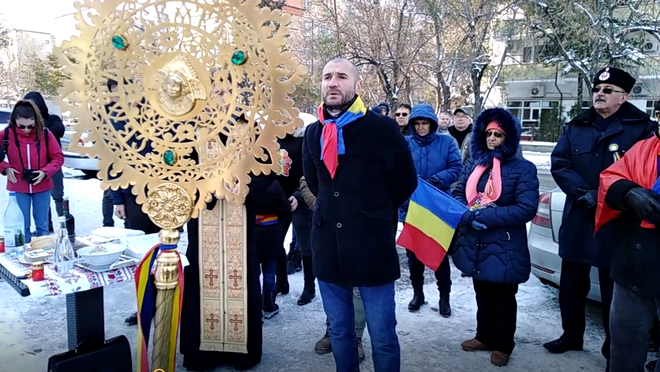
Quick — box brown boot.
[461,338,491,351]
[357,337,365,361]
[491,351,510,366]
[314,332,332,354]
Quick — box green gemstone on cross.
[163,149,176,165]
[112,35,128,50]
[231,50,247,65]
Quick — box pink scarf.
[466,157,502,208]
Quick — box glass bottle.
[63,196,76,244]
[3,191,25,257]
[52,216,75,276]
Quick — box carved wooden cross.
[204,269,218,286]
[229,314,243,331]
[229,269,242,287]
[205,313,219,330]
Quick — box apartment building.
[492,7,660,132]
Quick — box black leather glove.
[624,188,660,221]
[576,189,598,209]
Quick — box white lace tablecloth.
[0,252,136,297]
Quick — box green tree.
[28,53,69,98]
[524,0,660,105]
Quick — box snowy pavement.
[0,167,611,372]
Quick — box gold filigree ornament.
[56,0,307,218]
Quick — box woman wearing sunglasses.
[451,107,539,366]
[0,100,64,243]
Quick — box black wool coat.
[302,110,417,287]
[551,102,657,267]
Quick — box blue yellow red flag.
[135,243,184,372]
[396,178,467,270]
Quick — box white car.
[527,189,602,301]
[61,129,100,177]
[0,107,10,131]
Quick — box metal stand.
[66,287,105,350]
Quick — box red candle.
[32,262,44,282]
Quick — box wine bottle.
[62,196,76,244]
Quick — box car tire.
[82,170,99,178]
[539,278,553,286]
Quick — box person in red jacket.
[0,99,64,243]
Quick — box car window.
[0,111,9,124]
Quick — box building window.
[505,100,560,129]
[646,100,657,117]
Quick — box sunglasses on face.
[486,131,503,138]
[17,123,35,130]
[395,112,408,117]
[592,87,626,94]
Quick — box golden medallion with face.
[148,54,208,117]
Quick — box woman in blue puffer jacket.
[398,104,462,316]
[451,108,539,367]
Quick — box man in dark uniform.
[546,66,657,371]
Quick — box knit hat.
[593,67,636,94]
[486,121,504,134]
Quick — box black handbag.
[47,335,132,372]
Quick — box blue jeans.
[15,191,52,243]
[261,260,277,311]
[319,280,400,372]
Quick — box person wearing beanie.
[398,104,462,316]
[546,66,658,371]
[377,102,390,116]
[452,108,539,367]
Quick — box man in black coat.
[594,130,660,372]
[302,57,417,372]
[547,67,658,369]
[24,91,66,232]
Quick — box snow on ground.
[0,171,613,372]
[524,151,551,171]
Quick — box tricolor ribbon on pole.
[135,244,185,372]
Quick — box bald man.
[302,58,417,372]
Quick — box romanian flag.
[397,178,468,271]
[135,243,185,372]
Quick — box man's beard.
[323,90,354,111]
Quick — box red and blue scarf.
[318,96,367,178]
